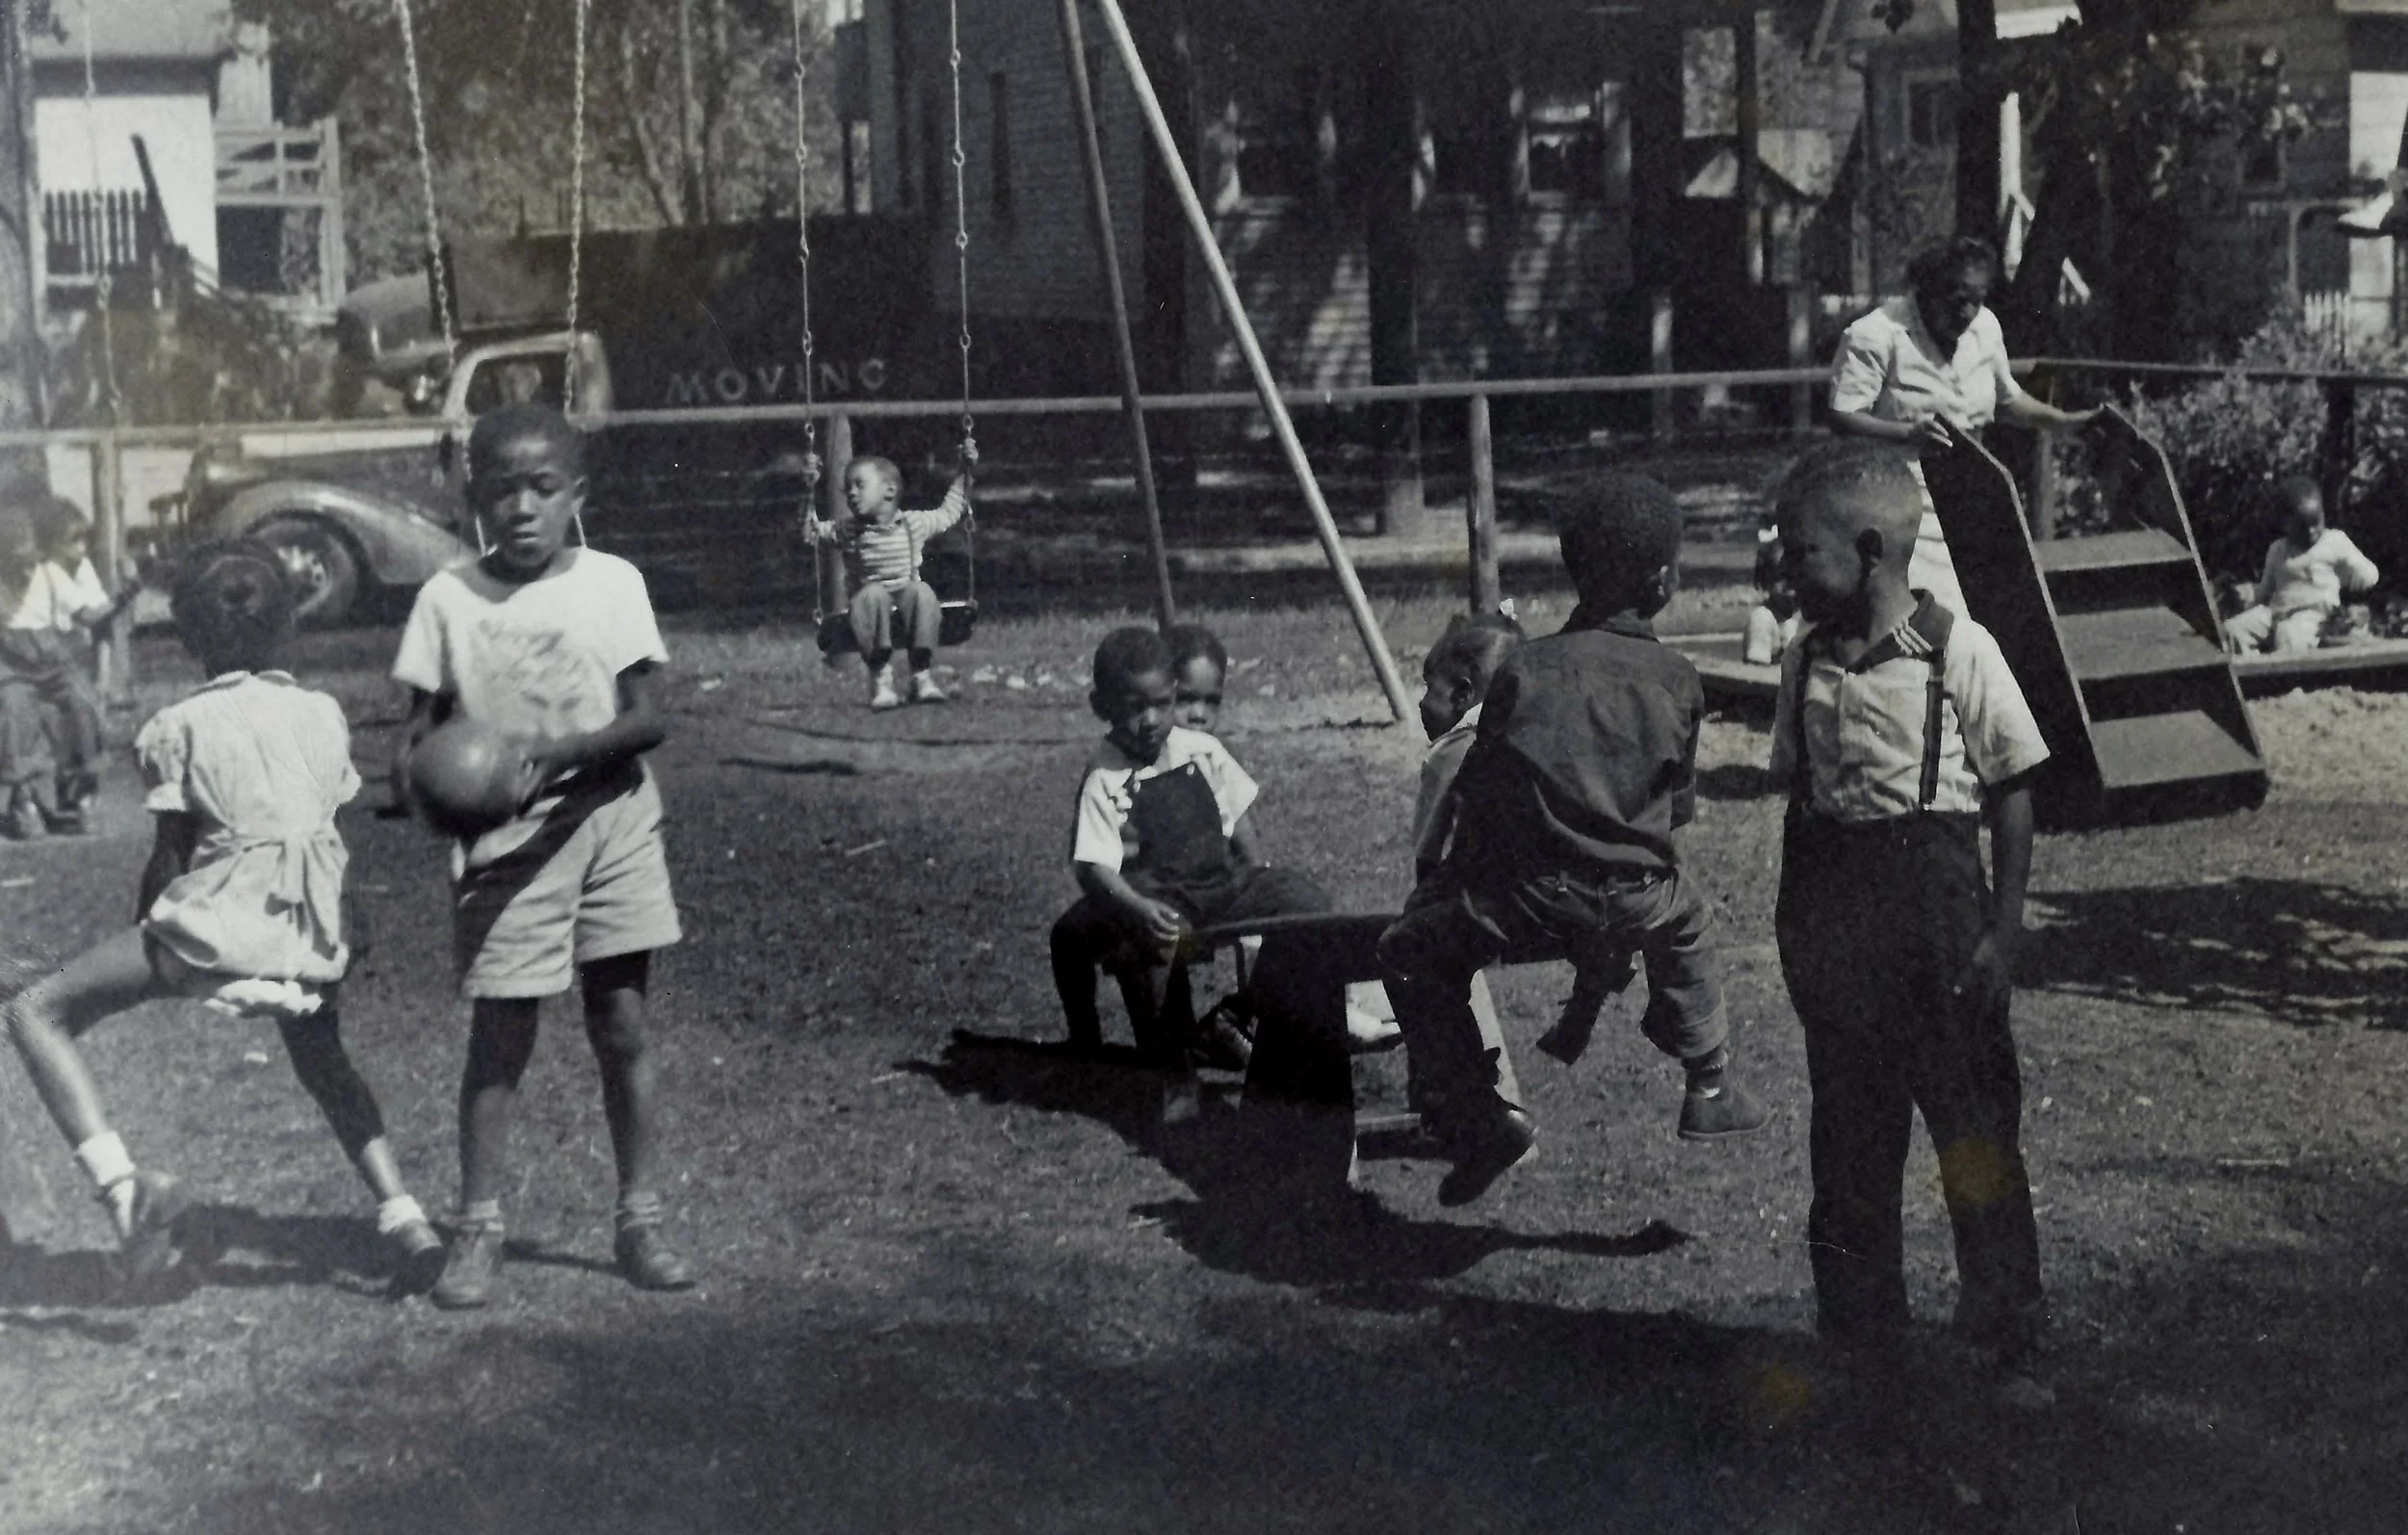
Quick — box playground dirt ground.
[6,595,2408,1535]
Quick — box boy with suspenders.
[1768,442,2056,1408]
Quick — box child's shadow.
[917,1031,1691,1288]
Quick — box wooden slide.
[1922,407,2268,827]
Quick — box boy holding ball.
[391,403,694,1309]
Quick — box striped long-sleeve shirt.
[829,483,969,593]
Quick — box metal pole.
[1087,0,1414,724]
[1055,0,1174,630]
[821,410,853,620]
[92,433,130,703]
[1466,393,1499,614]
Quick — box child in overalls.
[1768,440,2055,1409]
[1049,627,1330,1105]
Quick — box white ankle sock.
[376,1195,429,1236]
[75,1133,139,1233]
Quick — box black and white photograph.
[3,1,2405,1529]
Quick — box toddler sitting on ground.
[2225,478,2378,655]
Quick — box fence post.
[1788,285,1814,434]
[1649,290,1676,445]
[1466,392,1500,615]
[92,433,132,705]
[2319,379,2357,517]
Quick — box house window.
[1903,72,1958,151]
[990,72,1013,226]
[1429,72,1511,198]
[1524,89,1604,198]
[1233,66,1324,201]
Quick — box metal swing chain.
[791,0,828,625]
[566,0,589,544]
[78,0,122,425]
[946,0,975,608]
[392,0,457,376]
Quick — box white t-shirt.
[2,559,99,631]
[1830,297,2019,431]
[391,549,667,785]
[1069,727,1258,872]
[2255,528,2380,618]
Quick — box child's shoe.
[1678,1051,1770,1141]
[909,671,948,704]
[431,1221,505,1310]
[4,790,45,842]
[615,1222,697,1291]
[868,661,903,711]
[1436,1106,1537,1207]
[1190,1007,1254,1072]
[108,1169,190,1285]
[389,1217,448,1296]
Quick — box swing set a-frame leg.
[1087,0,1416,726]
[1056,0,1175,634]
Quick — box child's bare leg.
[457,998,540,1211]
[4,928,159,1147]
[278,1005,444,1288]
[581,950,694,1288]
[4,928,186,1266]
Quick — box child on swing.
[2,540,446,1291]
[801,439,979,710]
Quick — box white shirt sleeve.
[603,559,669,672]
[1190,735,1260,836]
[2329,531,2381,594]
[134,709,192,814]
[1828,314,1891,416]
[1950,623,2051,787]
[1070,767,1129,871]
[390,578,451,695]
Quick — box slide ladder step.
[2088,710,2263,791]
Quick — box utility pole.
[1,0,46,463]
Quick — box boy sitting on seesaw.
[1378,473,1770,1204]
[1049,627,1330,1111]
[2224,477,2378,655]
[1768,440,2053,1408]
[801,440,977,710]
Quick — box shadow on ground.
[2020,877,2408,1028]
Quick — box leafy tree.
[236,0,844,283]
[1998,0,2310,361]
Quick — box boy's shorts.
[451,764,682,1000]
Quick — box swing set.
[389,0,1414,722]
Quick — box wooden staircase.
[1921,407,2267,826]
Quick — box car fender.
[208,481,469,589]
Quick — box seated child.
[2,540,445,1291]
[1742,519,1803,667]
[2224,478,2379,654]
[11,495,138,830]
[801,441,978,709]
[393,403,694,1309]
[1049,627,1330,1101]
[1767,440,2053,1406]
[1378,473,1770,1207]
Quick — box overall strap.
[1907,597,1955,811]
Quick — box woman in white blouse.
[1827,237,2096,609]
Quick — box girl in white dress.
[3,542,443,1292]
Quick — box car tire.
[251,517,362,628]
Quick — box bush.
[2055,308,2408,585]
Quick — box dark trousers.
[0,631,102,784]
[1378,866,1724,1135]
[1775,809,2043,1354]
[1049,865,1331,1066]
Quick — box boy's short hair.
[850,455,902,493]
[31,494,90,549]
[1772,439,1921,530]
[170,538,295,669]
[1426,611,1523,690]
[1092,625,1172,694]
[0,503,33,563]
[1163,622,1227,675]
[468,402,586,480]
[1558,473,1685,608]
[2277,475,2322,510]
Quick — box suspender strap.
[1908,597,1955,811]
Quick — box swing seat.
[813,598,979,657]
